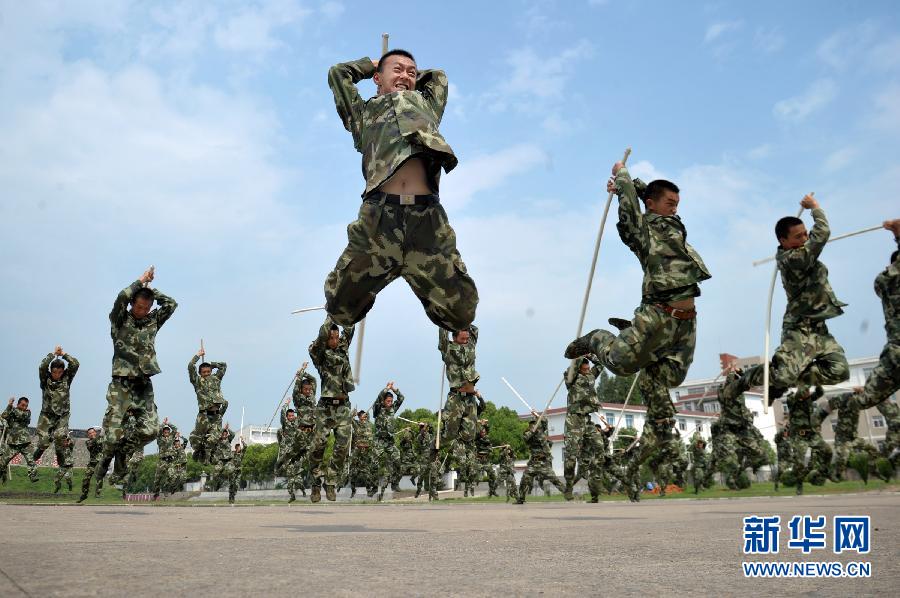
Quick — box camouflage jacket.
[38,352,79,417]
[328,57,457,197]
[279,417,298,449]
[54,435,75,468]
[172,447,187,469]
[415,427,434,457]
[613,167,711,302]
[689,431,707,459]
[85,436,103,466]
[157,428,179,460]
[717,371,753,429]
[498,449,516,476]
[775,431,792,462]
[438,325,479,389]
[188,355,227,412]
[212,429,236,464]
[475,427,492,460]
[785,387,823,433]
[110,281,178,377]
[291,366,317,411]
[585,426,613,461]
[777,208,847,326]
[826,393,860,443]
[373,388,405,440]
[233,444,245,470]
[565,360,601,415]
[308,316,355,398]
[523,423,552,461]
[875,235,900,342]
[352,419,374,450]
[1,404,32,445]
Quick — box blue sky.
[1,0,898,435]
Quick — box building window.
[872,416,885,428]
[678,418,686,431]
[624,415,633,428]
[782,402,789,414]
[605,412,615,425]
[688,387,704,395]
[675,391,681,399]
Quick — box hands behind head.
[884,219,900,236]
[800,193,819,210]
[7,397,13,406]
[54,345,63,356]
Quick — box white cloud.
[213,0,311,55]
[441,144,547,210]
[754,26,784,54]
[319,1,345,19]
[822,146,859,173]
[704,20,742,43]
[629,160,666,183]
[817,21,878,70]
[773,78,837,122]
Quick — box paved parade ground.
[1,492,897,597]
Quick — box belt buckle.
[332,399,341,406]
[400,193,415,206]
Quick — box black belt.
[320,397,347,406]
[365,192,440,206]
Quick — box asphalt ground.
[0,492,896,597]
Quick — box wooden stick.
[539,148,631,418]
[266,369,301,430]
[752,224,882,267]
[353,319,366,385]
[290,305,326,315]
[500,377,536,413]
[609,373,641,441]
[436,364,446,450]
[762,199,809,414]
[576,146,632,337]
[382,33,389,55]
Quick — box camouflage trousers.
[624,380,685,496]
[347,447,377,495]
[190,411,224,464]
[374,436,401,489]
[563,411,592,485]
[324,196,478,330]
[833,438,880,480]
[308,400,351,487]
[53,464,73,492]
[789,428,832,494]
[747,321,849,391]
[100,377,159,456]
[713,431,750,489]
[212,458,240,497]
[415,453,434,493]
[585,455,613,499]
[690,452,713,492]
[498,466,518,501]
[284,458,309,499]
[32,410,70,460]
[518,457,564,500]
[857,342,900,409]
[152,458,176,494]
[0,442,36,476]
[469,456,497,495]
[81,459,101,496]
[441,391,479,446]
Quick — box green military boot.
[310,485,321,503]
[66,477,73,491]
[564,329,600,359]
[325,485,336,501]
[608,317,632,331]
[77,491,88,503]
[53,479,61,494]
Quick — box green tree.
[131,454,158,492]
[613,426,639,452]
[242,443,278,484]
[597,371,644,406]
[481,401,528,459]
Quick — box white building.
[517,403,718,477]
[234,424,279,446]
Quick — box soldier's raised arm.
[39,352,54,388]
[393,387,405,411]
[152,289,178,328]
[437,328,450,354]
[110,280,143,332]
[416,68,449,122]
[188,354,200,387]
[327,57,375,152]
[612,166,649,260]
[211,361,227,379]
[63,352,79,381]
[309,316,334,367]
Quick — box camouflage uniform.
[324,57,477,330]
[167,441,188,494]
[744,208,849,393]
[688,430,713,493]
[307,316,355,498]
[414,424,436,498]
[278,410,315,502]
[95,280,177,493]
[115,410,145,495]
[438,326,481,446]
[32,352,79,463]
[469,421,497,497]
[854,235,900,457]
[229,443,245,504]
[397,428,419,485]
[209,428,236,491]
[497,446,519,502]
[52,431,75,493]
[569,167,710,501]
[188,355,228,465]
[583,424,614,502]
[373,387,405,494]
[79,433,104,500]
[712,371,769,489]
[292,366,318,411]
[516,420,565,503]
[785,386,832,494]
[152,425,179,498]
[563,358,602,496]
[0,402,37,482]
[346,414,377,498]
[773,427,793,489]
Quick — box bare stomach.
[667,298,695,310]
[377,157,432,195]
[456,382,476,393]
